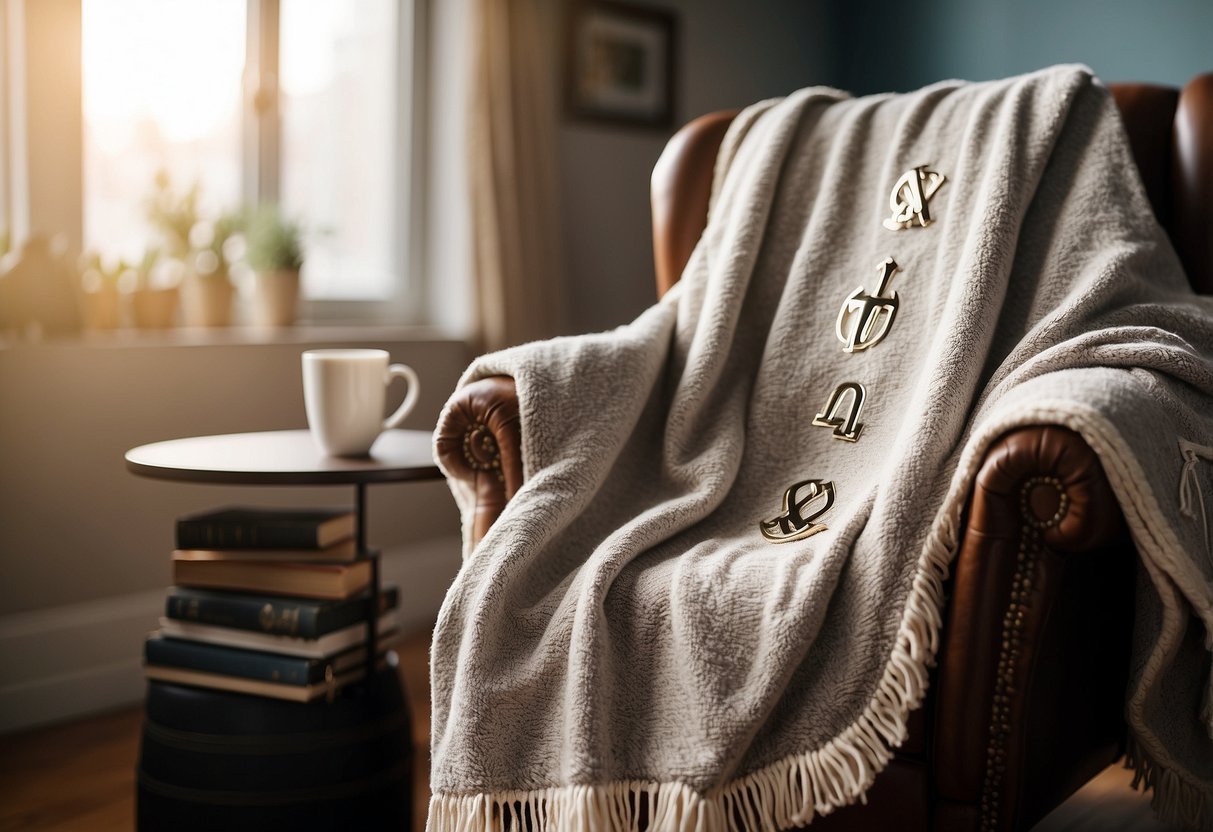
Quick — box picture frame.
[564,1,677,129]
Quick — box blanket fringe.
[1124,735,1211,831]
[427,516,958,831]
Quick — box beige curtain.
[469,0,567,351]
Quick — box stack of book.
[144,506,399,702]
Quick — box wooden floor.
[0,632,432,832]
[0,628,1174,832]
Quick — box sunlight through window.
[280,0,399,301]
[82,0,245,263]
[81,0,405,304]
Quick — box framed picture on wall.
[564,1,677,128]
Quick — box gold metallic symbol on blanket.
[836,258,900,353]
[811,382,867,442]
[759,479,836,543]
[883,166,946,230]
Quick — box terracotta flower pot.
[131,286,180,329]
[82,282,122,330]
[252,269,301,327]
[181,274,235,327]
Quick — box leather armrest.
[434,376,523,544]
[933,425,1133,831]
[964,425,1123,552]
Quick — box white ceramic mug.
[302,349,420,457]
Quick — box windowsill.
[0,323,467,351]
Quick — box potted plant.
[79,252,124,330]
[245,204,305,327]
[148,172,235,327]
[184,211,242,326]
[127,247,179,329]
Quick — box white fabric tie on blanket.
[431,66,1213,831]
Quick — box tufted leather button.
[462,422,503,475]
[434,376,523,543]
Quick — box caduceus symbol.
[836,258,901,353]
[759,479,836,543]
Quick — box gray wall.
[557,0,835,334]
[835,0,1211,95]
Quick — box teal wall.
[834,0,1212,95]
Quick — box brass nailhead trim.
[979,521,1041,832]
[1019,475,1069,529]
[462,422,505,484]
[980,474,1067,832]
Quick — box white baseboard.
[0,535,461,734]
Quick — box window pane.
[280,0,398,300]
[82,0,245,263]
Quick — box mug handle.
[383,364,420,431]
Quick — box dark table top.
[125,429,442,486]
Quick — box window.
[279,0,400,301]
[76,0,417,312]
[82,0,246,264]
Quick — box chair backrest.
[651,73,1213,297]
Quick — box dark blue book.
[175,506,355,550]
[144,635,367,686]
[165,586,399,638]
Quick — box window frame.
[0,2,10,235]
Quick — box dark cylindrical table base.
[137,662,412,831]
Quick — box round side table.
[126,428,442,675]
[126,428,442,832]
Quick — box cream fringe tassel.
[1125,736,1211,831]
[427,511,959,832]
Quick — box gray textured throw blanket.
[431,66,1213,831]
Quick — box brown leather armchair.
[435,74,1213,832]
